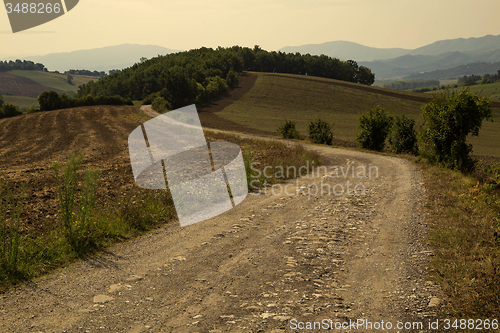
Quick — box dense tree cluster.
[66,69,107,77]
[457,70,500,86]
[383,79,440,91]
[458,75,483,85]
[38,91,132,112]
[481,70,500,84]
[0,95,23,119]
[0,60,46,72]
[77,46,375,110]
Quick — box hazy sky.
[1,0,500,57]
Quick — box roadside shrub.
[307,118,333,145]
[277,119,300,139]
[51,151,101,253]
[151,97,172,113]
[1,104,22,118]
[0,175,25,275]
[388,114,417,154]
[418,89,492,171]
[356,106,393,151]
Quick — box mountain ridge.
[280,35,500,79]
[1,44,182,73]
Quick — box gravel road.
[0,108,445,333]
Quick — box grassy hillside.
[444,81,500,100]
[214,73,500,157]
[9,70,95,93]
[3,95,39,109]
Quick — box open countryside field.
[445,81,500,100]
[9,70,96,93]
[2,95,39,109]
[214,73,500,157]
[0,72,63,97]
[1,72,500,330]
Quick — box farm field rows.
[9,70,96,93]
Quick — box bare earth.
[0,118,444,332]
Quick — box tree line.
[66,69,107,77]
[77,45,375,110]
[0,60,46,72]
[458,70,500,85]
[383,79,440,91]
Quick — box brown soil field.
[0,72,63,97]
[0,106,146,235]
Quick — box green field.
[3,95,39,109]
[426,81,500,100]
[216,73,500,157]
[449,81,500,100]
[9,70,95,93]
[219,73,424,140]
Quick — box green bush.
[1,104,22,118]
[0,175,25,275]
[418,89,492,171]
[356,106,393,151]
[388,115,417,154]
[277,119,300,139]
[307,118,333,145]
[151,97,172,113]
[51,151,101,253]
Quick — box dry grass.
[419,158,500,318]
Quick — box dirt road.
[0,109,444,332]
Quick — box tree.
[2,104,22,118]
[0,94,4,108]
[419,88,492,171]
[38,91,62,111]
[356,106,393,151]
[66,75,73,85]
[357,66,375,85]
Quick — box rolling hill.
[279,41,410,62]
[0,72,63,97]
[202,72,500,157]
[280,35,500,79]
[0,70,97,108]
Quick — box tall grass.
[0,175,25,275]
[51,151,101,253]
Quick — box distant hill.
[359,51,477,79]
[6,44,182,73]
[405,62,500,81]
[280,35,500,79]
[409,35,500,56]
[279,41,410,62]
